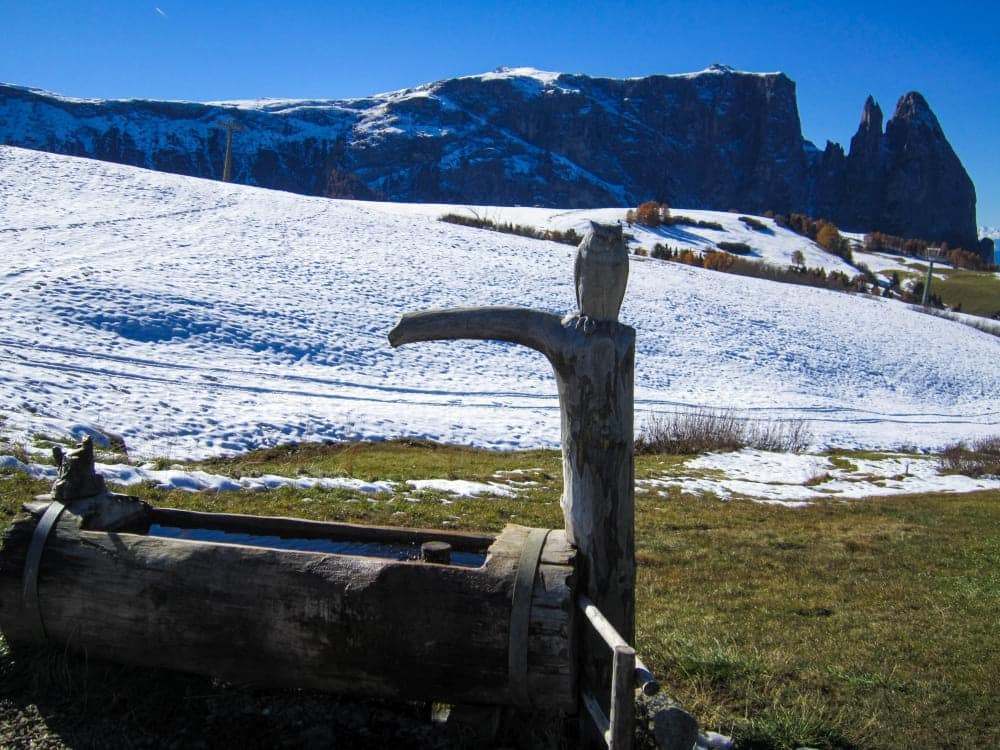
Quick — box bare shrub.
[716,241,752,255]
[438,213,580,246]
[738,216,770,232]
[939,436,1000,477]
[743,417,813,454]
[635,408,811,455]
[668,216,724,230]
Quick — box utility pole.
[219,120,243,182]
[921,249,938,307]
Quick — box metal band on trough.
[22,500,66,641]
[508,527,550,708]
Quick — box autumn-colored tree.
[635,200,662,228]
[949,248,983,270]
[815,221,853,263]
[679,249,701,266]
[703,251,735,272]
[815,222,840,251]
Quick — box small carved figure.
[52,436,107,501]
[570,221,629,333]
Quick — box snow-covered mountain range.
[0,65,980,250]
[1,146,998,460]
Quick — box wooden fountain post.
[389,222,637,746]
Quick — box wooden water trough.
[1,224,696,748]
[0,485,577,712]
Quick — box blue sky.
[4,1,998,230]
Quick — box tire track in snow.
[0,350,559,410]
[0,199,240,233]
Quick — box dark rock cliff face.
[810,92,978,249]
[0,66,978,249]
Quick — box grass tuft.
[732,702,856,750]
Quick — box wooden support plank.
[580,595,629,650]
[582,690,611,747]
[610,644,636,750]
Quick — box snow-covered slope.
[385,203,862,276]
[2,146,998,460]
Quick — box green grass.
[2,441,999,749]
[635,489,1000,749]
[931,269,1000,318]
[887,264,1000,318]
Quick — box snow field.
[1,145,999,465]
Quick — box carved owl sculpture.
[573,221,629,331]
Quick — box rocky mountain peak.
[860,95,883,132]
[891,91,942,132]
[849,95,884,161]
[872,91,977,249]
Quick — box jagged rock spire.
[860,95,883,132]
[849,95,883,161]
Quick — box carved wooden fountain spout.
[388,220,636,650]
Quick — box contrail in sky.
[155,7,168,18]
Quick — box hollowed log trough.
[0,492,577,712]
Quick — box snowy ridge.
[1,146,999,461]
[80,64,776,115]
[670,63,782,79]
